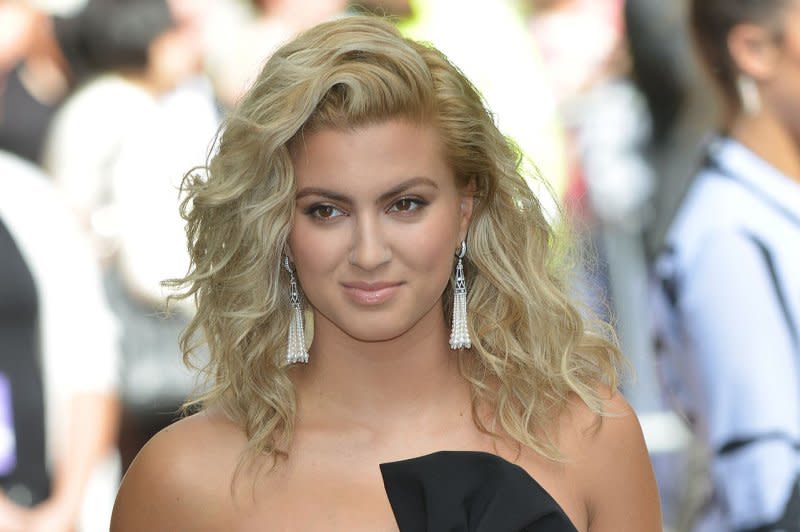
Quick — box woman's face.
[287,119,473,344]
[764,2,800,139]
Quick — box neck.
[730,108,800,183]
[292,303,470,431]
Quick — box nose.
[348,213,391,271]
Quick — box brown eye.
[304,204,344,220]
[395,199,414,211]
[389,197,426,213]
[317,206,336,218]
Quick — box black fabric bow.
[380,451,579,532]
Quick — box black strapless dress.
[380,451,579,532]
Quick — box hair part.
[168,15,622,474]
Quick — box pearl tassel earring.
[449,241,471,350]
[284,256,309,364]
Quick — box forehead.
[290,119,455,194]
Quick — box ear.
[457,180,476,243]
[728,23,781,81]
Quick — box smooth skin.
[111,120,662,531]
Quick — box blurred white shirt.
[0,151,120,531]
[43,73,219,308]
[653,137,800,530]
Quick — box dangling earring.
[737,74,761,115]
[449,241,471,350]
[283,256,309,364]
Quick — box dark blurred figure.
[651,1,800,530]
[625,0,693,145]
[0,150,120,531]
[625,0,719,259]
[0,1,76,164]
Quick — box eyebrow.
[295,176,439,204]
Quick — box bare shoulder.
[111,408,247,531]
[559,385,644,449]
[559,386,662,532]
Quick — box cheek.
[773,39,800,103]
[287,220,347,280]
[393,210,460,279]
[399,229,453,270]
[771,62,800,131]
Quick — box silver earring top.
[283,255,293,273]
[456,241,466,259]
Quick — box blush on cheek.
[288,217,343,263]
[401,224,459,287]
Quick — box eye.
[305,204,345,220]
[388,197,426,213]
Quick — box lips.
[341,281,404,305]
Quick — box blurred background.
[1,0,797,530]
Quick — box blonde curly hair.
[170,15,623,463]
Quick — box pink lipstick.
[341,281,403,305]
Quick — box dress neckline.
[380,450,580,532]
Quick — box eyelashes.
[302,197,430,222]
[303,204,343,220]
[387,197,428,213]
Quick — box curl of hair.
[168,15,623,464]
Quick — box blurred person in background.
[625,1,719,529]
[528,0,661,420]
[624,0,697,151]
[624,0,720,265]
[41,0,220,471]
[0,0,85,164]
[0,150,120,531]
[528,0,625,106]
[527,0,654,306]
[399,0,568,215]
[202,0,348,108]
[652,1,800,530]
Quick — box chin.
[313,300,442,344]
[341,322,412,343]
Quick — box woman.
[652,1,800,530]
[112,16,660,531]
